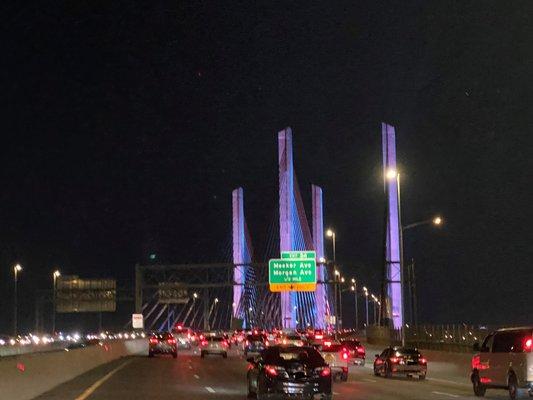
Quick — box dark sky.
[2,1,532,332]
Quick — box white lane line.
[432,391,460,398]
[74,360,133,400]
[427,377,470,387]
[194,374,200,379]
[363,378,377,383]
[205,386,216,393]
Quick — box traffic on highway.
[24,324,533,400]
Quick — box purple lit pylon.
[312,185,327,329]
[278,128,298,329]
[232,187,252,327]
[382,123,403,330]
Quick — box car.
[340,339,366,366]
[471,327,533,399]
[244,333,267,356]
[200,336,229,358]
[246,345,332,400]
[171,324,193,349]
[319,341,350,382]
[148,332,177,358]
[373,346,427,380]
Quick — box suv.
[471,327,533,399]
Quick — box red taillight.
[472,355,489,370]
[222,340,228,347]
[149,337,158,344]
[324,341,332,347]
[167,338,176,345]
[524,338,532,352]
[389,357,399,363]
[246,340,250,346]
[199,334,204,340]
[265,340,270,346]
[356,346,365,354]
[320,367,331,377]
[419,357,427,365]
[342,352,349,360]
[315,334,323,340]
[480,377,492,384]
[265,365,278,376]
[201,340,208,346]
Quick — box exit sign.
[269,251,317,292]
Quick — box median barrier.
[0,339,147,400]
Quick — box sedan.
[373,346,427,380]
[247,345,332,400]
[148,332,177,358]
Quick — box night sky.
[2,1,532,332]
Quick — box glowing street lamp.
[362,287,369,328]
[433,216,443,226]
[13,264,22,336]
[52,270,61,333]
[325,229,336,263]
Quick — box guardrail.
[367,324,496,353]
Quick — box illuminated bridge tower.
[278,127,321,329]
[312,185,328,329]
[381,123,403,330]
[232,187,256,328]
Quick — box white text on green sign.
[280,251,316,260]
[269,259,317,285]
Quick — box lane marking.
[432,391,460,398]
[194,374,200,379]
[74,359,133,400]
[363,378,377,383]
[205,386,216,393]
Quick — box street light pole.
[351,279,358,331]
[363,287,369,328]
[52,270,60,334]
[13,264,22,336]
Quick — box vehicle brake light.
[297,341,303,347]
[357,346,365,354]
[246,340,250,346]
[265,365,278,376]
[199,334,204,340]
[318,366,331,377]
[524,338,532,352]
[480,377,492,384]
[324,341,332,347]
[315,334,323,340]
[201,340,208,346]
[149,337,158,344]
[222,341,228,347]
[265,340,269,346]
[342,352,349,360]
[389,357,399,363]
[419,357,427,364]
[167,338,177,345]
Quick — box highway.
[31,346,514,400]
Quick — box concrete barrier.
[0,339,147,400]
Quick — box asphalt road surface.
[34,347,514,400]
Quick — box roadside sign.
[269,251,317,292]
[132,313,144,329]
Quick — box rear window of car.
[287,335,302,340]
[262,347,325,367]
[493,330,533,353]
[321,344,344,352]
[247,335,264,342]
[209,337,223,342]
[394,348,420,356]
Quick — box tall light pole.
[363,286,369,328]
[333,269,340,331]
[52,270,61,334]
[387,168,444,345]
[326,229,336,263]
[13,264,22,336]
[350,278,358,331]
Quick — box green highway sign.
[269,252,317,292]
[281,251,316,260]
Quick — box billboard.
[56,275,116,313]
[157,282,189,304]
